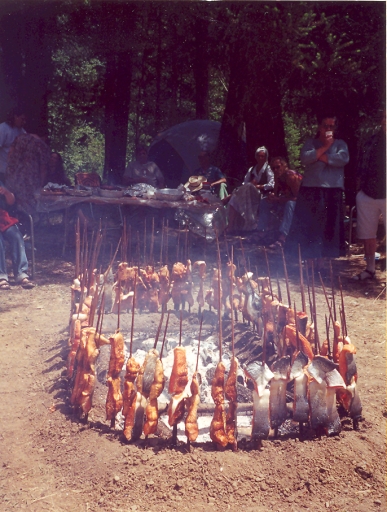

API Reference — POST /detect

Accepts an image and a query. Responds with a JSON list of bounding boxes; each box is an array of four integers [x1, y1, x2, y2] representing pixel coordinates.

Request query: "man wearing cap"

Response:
[[194, 151, 228, 199]]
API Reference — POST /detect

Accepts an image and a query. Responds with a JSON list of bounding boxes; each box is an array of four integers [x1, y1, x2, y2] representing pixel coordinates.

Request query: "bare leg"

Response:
[[353, 238, 377, 280]]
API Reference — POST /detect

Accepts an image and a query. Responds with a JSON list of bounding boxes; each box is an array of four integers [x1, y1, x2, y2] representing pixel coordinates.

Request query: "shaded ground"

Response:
[[0, 221, 386, 512]]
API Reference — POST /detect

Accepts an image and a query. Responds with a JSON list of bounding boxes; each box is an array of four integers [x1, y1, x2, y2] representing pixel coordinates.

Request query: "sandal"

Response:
[[0, 279, 10, 290], [19, 277, 35, 289], [352, 269, 375, 281]]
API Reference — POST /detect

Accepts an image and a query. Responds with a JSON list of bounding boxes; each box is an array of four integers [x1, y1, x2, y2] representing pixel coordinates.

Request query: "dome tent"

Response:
[[148, 120, 221, 188]]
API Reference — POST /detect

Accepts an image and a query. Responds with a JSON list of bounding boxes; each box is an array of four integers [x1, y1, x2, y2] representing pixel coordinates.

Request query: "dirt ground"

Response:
[[0, 222, 386, 512]]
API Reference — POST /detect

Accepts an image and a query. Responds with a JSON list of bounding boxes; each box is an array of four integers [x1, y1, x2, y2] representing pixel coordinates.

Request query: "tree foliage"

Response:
[[0, 0, 384, 194]]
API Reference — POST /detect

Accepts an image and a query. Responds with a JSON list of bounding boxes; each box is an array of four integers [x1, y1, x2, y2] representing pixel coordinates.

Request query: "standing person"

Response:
[[122, 145, 165, 189], [286, 114, 349, 271], [353, 111, 386, 281], [0, 107, 27, 183], [0, 181, 34, 289], [5, 133, 51, 215], [256, 157, 302, 248], [195, 150, 228, 199], [227, 146, 274, 233]]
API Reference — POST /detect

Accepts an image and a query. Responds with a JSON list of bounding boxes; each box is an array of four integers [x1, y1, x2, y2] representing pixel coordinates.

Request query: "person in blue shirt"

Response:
[[195, 151, 228, 199], [286, 113, 349, 271]]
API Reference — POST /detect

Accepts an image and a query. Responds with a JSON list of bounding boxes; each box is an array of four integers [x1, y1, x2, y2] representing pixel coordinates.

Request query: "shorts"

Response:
[[356, 190, 386, 239]]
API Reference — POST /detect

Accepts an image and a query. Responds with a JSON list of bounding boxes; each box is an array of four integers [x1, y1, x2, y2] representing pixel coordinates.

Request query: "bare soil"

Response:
[[0, 224, 386, 512]]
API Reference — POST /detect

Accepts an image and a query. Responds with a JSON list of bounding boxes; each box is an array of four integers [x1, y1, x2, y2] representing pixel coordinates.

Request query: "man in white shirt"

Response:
[[0, 107, 27, 182]]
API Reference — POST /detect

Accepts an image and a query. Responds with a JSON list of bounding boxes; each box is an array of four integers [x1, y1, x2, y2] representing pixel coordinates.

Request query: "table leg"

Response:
[[62, 207, 69, 256]]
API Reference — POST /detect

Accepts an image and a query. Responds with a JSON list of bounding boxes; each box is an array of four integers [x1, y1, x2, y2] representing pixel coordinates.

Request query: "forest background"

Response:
[[0, 0, 385, 205]]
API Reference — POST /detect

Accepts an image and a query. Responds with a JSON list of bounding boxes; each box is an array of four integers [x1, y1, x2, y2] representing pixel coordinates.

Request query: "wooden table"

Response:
[[35, 192, 219, 253]]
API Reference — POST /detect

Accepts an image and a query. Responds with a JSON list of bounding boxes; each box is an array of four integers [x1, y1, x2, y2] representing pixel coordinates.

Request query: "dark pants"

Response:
[[286, 187, 345, 259]]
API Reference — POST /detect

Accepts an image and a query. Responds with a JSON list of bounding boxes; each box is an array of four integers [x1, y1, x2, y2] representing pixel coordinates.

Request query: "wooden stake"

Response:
[[75, 217, 80, 279], [196, 314, 204, 372], [298, 244, 306, 313], [329, 260, 337, 322], [176, 223, 181, 261], [338, 276, 347, 337], [150, 217, 155, 265], [128, 224, 132, 266], [153, 309, 164, 350], [117, 281, 121, 331], [280, 246, 291, 307], [165, 219, 169, 266], [318, 272, 335, 327], [276, 273, 282, 303], [184, 227, 188, 261], [160, 311, 170, 360], [230, 246, 235, 357], [160, 217, 164, 264], [130, 274, 137, 358], [179, 309, 183, 347], [310, 261, 320, 354], [216, 233, 223, 362], [263, 247, 274, 300], [294, 301, 300, 352], [325, 314, 331, 358], [143, 219, 147, 265], [95, 288, 105, 334]]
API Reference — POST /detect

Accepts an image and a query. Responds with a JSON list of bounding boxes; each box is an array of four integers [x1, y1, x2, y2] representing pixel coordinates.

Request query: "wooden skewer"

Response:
[[310, 261, 320, 354], [238, 236, 247, 275], [195, 314, 204, 372], [325, 314, 331, 358], [298, 244, 306, 313], [305, 264, 313, 320], [75, 217, 80, 279], [262, 317, 267, 366], [165, 219, 169, 266], [104, 236, 122, 282], [179, 309, 183, 347], [263, 247, 274, 300], [153, 309, 164, 349], [276, 273, 282, 303], [338, 276, 347, 337], [130, 274, 137, 358], [159, 311, 170, 360], [150, 217, 155, 265], [89, 278, 100, 328], [98, 292, 105, 339], [128, 224, 132, 266], [184, 227, 188, 262], [280, 246, 291, 308], [329, 260, 337, 321], [294, 301, 300, 352], [95, 287, 105, 334], [223, 232, 230, 262], [230, 246, 235, 357], [216, 233, 223, 362], [318, 273, 335, 327], [177, 223, 182, 261], [159, 218, 164, 264], [117, 281, 121, 331], [136, 231, 140, 267], [121, 217, 127, 263]]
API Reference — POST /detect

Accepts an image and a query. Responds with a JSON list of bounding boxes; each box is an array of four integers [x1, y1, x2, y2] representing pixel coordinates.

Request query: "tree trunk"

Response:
[[244, 76, 288, 163], [193, 16, 209, 120], [214, 48, 247, 185], [103, 52, 132, 183]]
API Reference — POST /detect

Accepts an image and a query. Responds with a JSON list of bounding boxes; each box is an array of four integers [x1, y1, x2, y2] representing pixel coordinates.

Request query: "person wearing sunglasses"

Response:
[[286, 113, 349, 272]]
